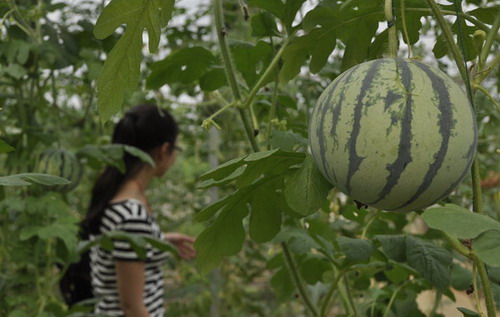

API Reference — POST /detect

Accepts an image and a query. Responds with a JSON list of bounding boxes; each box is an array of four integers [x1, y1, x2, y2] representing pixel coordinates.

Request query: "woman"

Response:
[[81, 104, 195, 316]]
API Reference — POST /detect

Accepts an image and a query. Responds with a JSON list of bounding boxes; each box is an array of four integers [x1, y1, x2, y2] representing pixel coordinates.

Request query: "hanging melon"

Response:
[[309, 58, 477, 212]]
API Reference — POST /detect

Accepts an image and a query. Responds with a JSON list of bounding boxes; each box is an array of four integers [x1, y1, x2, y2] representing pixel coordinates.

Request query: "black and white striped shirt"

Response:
[[90, 199, 168, 316]]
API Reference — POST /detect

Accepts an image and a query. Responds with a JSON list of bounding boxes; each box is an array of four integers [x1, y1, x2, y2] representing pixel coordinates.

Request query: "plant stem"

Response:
[[479, 14, 500, 69], [320, 269, 344, 317], [442, 233, 496, 317], [361, 210, 380, 239], [213, 0, 259, 152], [385, 0, 398, 57], [473, 84, 500, 111], [472, 255, 496, 317], [242, 37, 290, 110], [382, 281, 410, 317], [472, 263, 484, 316], [429, 291, 442, 317], [341, 275, 357, 317], [281, 241, 319, 317], [471, 157, 483, 214], [266, 78, 279, 150], [476, 54, 500, 84], [399, 0, 412, 58], [424, 0, 468, 80]]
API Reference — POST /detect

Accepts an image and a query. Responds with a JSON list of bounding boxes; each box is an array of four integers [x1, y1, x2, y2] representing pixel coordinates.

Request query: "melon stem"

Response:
[[385, 0, 398, 57]]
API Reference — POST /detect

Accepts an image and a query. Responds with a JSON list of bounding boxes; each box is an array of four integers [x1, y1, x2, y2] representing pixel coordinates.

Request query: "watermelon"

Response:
[[309, 58, 477, 212], [37, 148, 83, 192]]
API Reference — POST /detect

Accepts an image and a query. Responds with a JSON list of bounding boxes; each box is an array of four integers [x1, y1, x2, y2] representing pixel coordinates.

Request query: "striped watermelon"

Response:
[[309, 58, 477, 212], [37, 148, 83, 192]]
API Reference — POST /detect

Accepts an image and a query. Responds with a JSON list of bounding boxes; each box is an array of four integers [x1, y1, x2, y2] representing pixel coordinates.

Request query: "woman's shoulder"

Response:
[[104, 198, 149, 221]]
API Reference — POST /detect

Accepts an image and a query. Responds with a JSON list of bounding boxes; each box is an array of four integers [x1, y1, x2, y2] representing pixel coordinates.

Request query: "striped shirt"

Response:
[[89, 199, 168, 316]]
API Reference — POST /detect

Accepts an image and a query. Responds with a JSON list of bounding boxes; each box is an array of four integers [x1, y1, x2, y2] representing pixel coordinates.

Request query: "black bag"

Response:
[[59, 250, 93, 306]]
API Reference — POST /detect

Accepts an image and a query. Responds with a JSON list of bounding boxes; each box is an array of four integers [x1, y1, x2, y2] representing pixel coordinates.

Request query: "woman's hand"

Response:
[[164, 232, 196, 260]]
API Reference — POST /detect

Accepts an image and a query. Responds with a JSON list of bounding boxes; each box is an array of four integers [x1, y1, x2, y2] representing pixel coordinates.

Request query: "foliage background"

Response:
[[0, 0, 498, 316]]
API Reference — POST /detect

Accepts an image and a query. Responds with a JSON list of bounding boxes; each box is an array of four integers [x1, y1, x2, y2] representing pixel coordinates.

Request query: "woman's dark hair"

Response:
[[60, 104, 178, 305], [82, 104, 179, 237]]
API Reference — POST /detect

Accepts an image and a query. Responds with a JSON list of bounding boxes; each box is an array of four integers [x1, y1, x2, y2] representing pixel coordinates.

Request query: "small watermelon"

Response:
[[309, 58, 477, 212], [37, 148, 83, 192]]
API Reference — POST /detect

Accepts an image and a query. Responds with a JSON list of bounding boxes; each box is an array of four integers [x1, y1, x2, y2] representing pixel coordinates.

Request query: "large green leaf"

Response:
[[300, 255, 331, 284], [78, 144, 155, 172], [450, 263, 472, 290], [199, 67, 227, 91], [248, 0, 306, 32], [472, 230, 500, 267], [283, 154, 331, 216], [337, 236, 374, 263], [251, 12, 280, 37], [249, 180, 283, 243], [0, 139, 15, 154], [0, 173, 70, 187], [194, 205, 249, 275], [93, 0, 175, 121], [375, 235, 407, 262], [231, 41, 274, 87], [406, 236, 452, 291], [198, 149, 305, 189], [147, 47, 216, 89], [421, 204, 500, 239]]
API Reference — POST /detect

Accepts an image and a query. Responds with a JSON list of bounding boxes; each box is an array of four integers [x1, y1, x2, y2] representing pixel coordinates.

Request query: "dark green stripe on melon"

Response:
[[369, 58, 413, 205], [391, 61, 453, 211], [345, 59, 383, 193], [313, 65, 360, 184]]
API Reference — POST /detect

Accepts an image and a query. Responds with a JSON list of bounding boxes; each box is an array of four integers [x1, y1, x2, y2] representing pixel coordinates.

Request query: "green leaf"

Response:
[[397, 8, 424, 45], [37, 223, 79, 251], [405, 236, 452, 291], [248, 0, 305, 32], [468, 7, 499, 25], [4, 64, 27, 79], [369, 29, 389, 60], [450, 263, 472, 290], [123, 145, 155, 167], [300, 255, 331, 284], [276, 227, 321, 254], [0, 139, 15, 154], [279, 35, 311, 83], [96, 29, 142, 121], [94, 0, 175, 121], [0, 173, 70, 187], [457, 307, 481, 317], [283, 154, 331, 216], [375, 235, 407, 262], [199, 149, 305, 187], [249, 180, 283, 243], [199, 67, 227, 91], [195, 192, 242, 222], [143, 236, 177, 254], [194, 206, 249, 275], [472, 230, 500, 267], [270, 130, 308, 151], [147, 47, 216, 89], [421, 204, 500, 239], [231, 41, 274, 87], [340, 20, 378, 71], [337, 237, 373, 263], [271, 266, 295, 301], [78, 144, 154, 172], [251, 12, 279, 37], [433, 33, 448, 59]]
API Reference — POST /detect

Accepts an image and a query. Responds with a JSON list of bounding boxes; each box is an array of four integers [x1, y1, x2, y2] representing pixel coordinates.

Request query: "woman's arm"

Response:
[[115, 261, 150, 317]]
